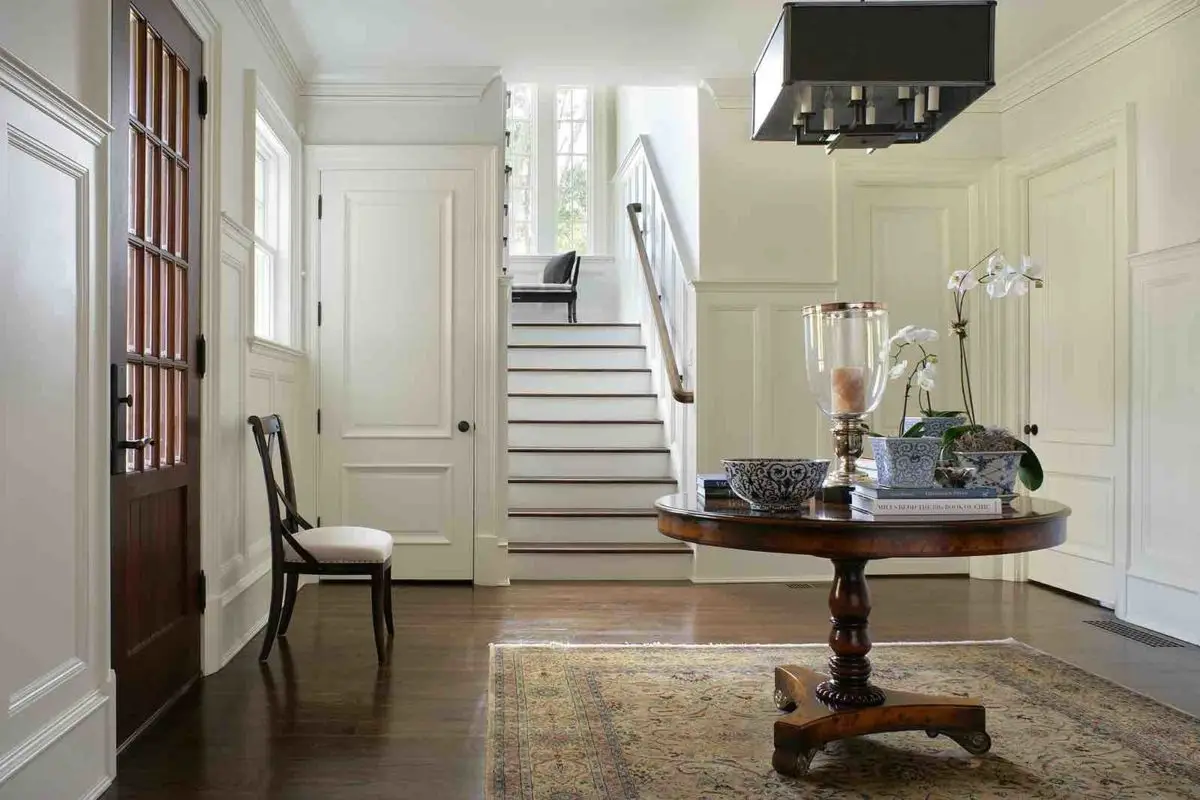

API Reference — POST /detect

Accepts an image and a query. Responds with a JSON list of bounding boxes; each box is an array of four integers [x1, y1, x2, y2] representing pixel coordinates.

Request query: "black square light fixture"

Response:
[[752, 1, 996, 152]]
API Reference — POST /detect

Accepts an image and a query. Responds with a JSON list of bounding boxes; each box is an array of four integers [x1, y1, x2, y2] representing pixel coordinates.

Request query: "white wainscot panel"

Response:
[[0, 130, 88, 723], [341, 465, 455, 547], [1043, 471, 1114, 566], [1125, 241, 1200, 643], [235, 369, 276, 590], [216, 248, 246, 581], [344, 190, 451, 438]]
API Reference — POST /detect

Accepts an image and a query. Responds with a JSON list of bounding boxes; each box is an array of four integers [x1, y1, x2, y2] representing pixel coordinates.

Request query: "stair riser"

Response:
[[508, 423, 665, 448], [509, 482, 675, 509], [508, 551, 692, 581], [511, 326, 641, 346], [509, 451, 671, 478], [507, 515, 666, 544], [509, 371, 652, 394], [508, 396, 659, 421], [508, 348, 646, 369]]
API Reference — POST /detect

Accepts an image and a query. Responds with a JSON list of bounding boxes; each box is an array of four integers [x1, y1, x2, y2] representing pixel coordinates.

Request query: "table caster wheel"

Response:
[[774, 688, 797, 712], [772, 747, 818, 777]]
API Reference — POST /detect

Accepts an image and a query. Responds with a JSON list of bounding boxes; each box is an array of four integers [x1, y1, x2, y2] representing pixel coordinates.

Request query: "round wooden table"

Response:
[[655, 494, 1071, 776]]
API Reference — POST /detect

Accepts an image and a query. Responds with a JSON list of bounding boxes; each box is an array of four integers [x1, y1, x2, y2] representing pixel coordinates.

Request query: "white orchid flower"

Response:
[[1017, 254, 1043, 281], [986, 253, 1011, 277], [916, 363, 937, 391], [1010, 277, 1031, 297], [986, 267, 1015, 299], [948, 270, 979, 293], [909, 328, 939, 343], [888, 360, 908, 380], [888, 324, 916, 346]]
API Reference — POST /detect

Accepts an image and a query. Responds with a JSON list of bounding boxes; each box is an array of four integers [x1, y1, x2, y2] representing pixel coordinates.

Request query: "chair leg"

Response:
[[279, 572, 299, 636], [259, 566, 284, 662], [369, 567, 387, 663], [383, 565, 394, 636], [568, 300, 577, 324]]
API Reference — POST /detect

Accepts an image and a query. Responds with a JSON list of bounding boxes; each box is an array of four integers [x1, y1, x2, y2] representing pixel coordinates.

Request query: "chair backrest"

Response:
[[542, 250, 577, 284], [248, 414, 301, 561], [569, 254, 582, 289]]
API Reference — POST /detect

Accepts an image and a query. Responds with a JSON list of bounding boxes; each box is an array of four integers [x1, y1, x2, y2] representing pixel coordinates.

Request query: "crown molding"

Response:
[[989, 0, 1199, 112], [302, 68, 500, 105], [700, 78, 751, 111], [233, 0, 307, 91], [0, 47, 112, 145]]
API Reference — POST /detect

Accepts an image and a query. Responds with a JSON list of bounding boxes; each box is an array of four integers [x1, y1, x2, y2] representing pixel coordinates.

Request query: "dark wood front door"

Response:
[[110, 0, 204, 747]]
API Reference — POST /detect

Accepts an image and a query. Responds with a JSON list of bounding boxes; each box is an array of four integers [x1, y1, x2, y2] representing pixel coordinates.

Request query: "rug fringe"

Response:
[[490, 639, 1017, 649]]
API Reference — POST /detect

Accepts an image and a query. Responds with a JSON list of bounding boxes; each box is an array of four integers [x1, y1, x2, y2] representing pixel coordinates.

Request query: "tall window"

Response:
[[505, 84, 536, 255], [506, 83, 602, 256], [555, 87, 590, 253], [252, 110, 295, 346]]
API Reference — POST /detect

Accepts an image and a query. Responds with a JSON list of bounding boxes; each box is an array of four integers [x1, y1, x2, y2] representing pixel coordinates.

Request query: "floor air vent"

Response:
[[787, 583, 817, 590], [1083, 619, 1185, 647]]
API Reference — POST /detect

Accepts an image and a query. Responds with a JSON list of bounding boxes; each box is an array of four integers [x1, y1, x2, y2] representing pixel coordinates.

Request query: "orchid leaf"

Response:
[[902, 421, 927, 438], [1013, 440, 1044, 492]]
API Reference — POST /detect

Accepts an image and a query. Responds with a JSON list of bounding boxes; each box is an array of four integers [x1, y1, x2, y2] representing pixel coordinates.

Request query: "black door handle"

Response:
[[458, 421, 472, 433], [118, 436, 156, 451], [1023, 423, 1039, 436]]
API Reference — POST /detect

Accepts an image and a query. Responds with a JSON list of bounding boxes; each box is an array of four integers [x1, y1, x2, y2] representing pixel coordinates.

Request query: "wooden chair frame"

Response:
[[511, 254, 582, 323], [248, 414, 393, 663]]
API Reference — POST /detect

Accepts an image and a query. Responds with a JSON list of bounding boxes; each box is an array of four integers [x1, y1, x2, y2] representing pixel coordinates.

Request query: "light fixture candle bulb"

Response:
[[850, 85, 863, 102], [865, 86, 876, 125], [799, 84, 813, 114], [914, 89, 926, 124], [928, 85, 941, 112], [898, 85, 911, 101], [823, 86, 836, 131]]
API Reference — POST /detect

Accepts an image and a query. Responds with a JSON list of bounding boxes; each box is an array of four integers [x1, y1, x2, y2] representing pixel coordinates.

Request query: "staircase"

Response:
[[506, 322, 691, 580]]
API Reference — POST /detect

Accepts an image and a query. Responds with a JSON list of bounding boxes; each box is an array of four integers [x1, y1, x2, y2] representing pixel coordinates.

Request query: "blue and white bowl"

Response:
[[721, 459, 830, 512]]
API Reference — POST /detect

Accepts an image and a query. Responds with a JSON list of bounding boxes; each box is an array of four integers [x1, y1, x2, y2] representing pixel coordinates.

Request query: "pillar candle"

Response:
[[831, 366, 867, 414]]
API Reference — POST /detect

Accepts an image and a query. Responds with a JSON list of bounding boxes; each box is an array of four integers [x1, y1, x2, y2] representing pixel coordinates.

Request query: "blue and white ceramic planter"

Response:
[[903, 414, 968, 439], [954, 450, 1024, 495], [869, 437, 942, 488]]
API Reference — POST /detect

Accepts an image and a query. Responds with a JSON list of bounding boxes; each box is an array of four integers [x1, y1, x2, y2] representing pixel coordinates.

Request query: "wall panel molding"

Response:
[[0, 47, 110, 145], [303, 69, 499, 106], [233, 0, 308, 90]]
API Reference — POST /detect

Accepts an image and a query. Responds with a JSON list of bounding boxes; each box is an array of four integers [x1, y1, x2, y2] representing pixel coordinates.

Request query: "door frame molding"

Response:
[[168, 0, 224, 673], [998, 104, 1136, 606], [305, 144, 506, 585]]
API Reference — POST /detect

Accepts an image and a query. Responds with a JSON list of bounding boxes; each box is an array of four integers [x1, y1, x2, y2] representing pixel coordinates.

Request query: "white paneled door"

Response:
[[318, 163, 477, 580], [1024, 143, 1126, 606]]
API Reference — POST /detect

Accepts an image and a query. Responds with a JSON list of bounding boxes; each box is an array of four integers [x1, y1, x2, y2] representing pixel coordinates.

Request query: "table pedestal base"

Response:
[[772, 666, 991, 777]]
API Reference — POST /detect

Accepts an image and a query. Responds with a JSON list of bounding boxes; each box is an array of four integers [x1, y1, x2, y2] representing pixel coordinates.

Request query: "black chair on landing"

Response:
[[248, 414, 395, 663], [511, 250, 582, 323]]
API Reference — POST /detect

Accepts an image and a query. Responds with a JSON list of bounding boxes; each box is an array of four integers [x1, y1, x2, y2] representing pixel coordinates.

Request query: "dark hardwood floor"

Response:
[[103, 578, 1200, 799]]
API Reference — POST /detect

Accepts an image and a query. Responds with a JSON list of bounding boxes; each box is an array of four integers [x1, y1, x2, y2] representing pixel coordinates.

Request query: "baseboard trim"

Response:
[[220, 610, 270, 668], [220, 559, 271, 608], [81, 775, 113, 800], [0, 689, 108, 785]]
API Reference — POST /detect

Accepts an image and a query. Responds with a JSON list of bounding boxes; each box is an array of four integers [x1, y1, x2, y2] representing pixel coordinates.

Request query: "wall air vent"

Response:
[[751, 1, 996, 152]]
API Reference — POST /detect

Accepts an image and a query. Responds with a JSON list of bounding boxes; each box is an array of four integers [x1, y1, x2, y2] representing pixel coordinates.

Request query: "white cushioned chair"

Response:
[[511, 250, 581, 322], [248, 414, 394, 663]]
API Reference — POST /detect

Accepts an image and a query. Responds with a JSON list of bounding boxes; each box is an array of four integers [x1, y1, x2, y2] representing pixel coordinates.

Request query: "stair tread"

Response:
[[508, 508, 658, 517], [509, 476, 676, 484], [509, 446, 669, 453], [513, 323, 639, 328], [508, 542, 691, 554], [508, 367, 651, 372], [509, 419, 663, 425], [508, 392, 656, 398], [509, 344, 645, 349]]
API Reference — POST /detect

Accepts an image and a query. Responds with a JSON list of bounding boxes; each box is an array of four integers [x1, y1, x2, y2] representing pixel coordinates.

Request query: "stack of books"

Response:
[[850, 482, 1001, 517], [697, 473, 734, 502]]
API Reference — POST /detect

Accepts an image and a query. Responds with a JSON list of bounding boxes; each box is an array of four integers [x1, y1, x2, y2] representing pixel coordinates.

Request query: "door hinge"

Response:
[[196, 333, 207, 378], [199, 76, 209, 121], [198, 570, 207, 615], [317, 408, 322, 435], [317, 194, 323, 220], [317, 516, 322, 527], [317, 301, 322, 327]]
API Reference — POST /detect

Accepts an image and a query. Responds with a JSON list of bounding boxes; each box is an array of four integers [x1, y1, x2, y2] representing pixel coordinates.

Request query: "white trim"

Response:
[[220, 559, 272, 608], [303, 68, 499, 105], [490, 639, 1017, 650], [249, 336, 306, 361], [0, 47, 111, 145], [0, 691, 108, 784], [699, 78, 752, 111], [989, 0, 1199, 112], [220, 611, 270, 669], [232, 0, 307, 91]]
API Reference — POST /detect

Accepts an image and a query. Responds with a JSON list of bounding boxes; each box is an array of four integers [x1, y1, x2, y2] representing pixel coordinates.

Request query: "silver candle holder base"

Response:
[[825, 416, 872, 488]]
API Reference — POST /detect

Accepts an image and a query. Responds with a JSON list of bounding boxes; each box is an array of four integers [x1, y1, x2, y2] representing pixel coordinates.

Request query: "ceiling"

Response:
[[282, 0, 1130, 83]]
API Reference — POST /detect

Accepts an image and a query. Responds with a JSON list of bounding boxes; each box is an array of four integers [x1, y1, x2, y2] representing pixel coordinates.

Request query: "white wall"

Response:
[[0, 1, 109, 116], [0, 46, 112, 800], [616, 87, 700, 267]]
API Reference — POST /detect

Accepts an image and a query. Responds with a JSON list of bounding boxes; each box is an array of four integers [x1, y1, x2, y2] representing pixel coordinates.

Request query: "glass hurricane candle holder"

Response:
[[802, 302, 890, 488]]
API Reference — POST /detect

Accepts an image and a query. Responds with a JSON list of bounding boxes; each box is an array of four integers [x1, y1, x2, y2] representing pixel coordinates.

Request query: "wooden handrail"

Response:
[[626, 202, 694, 404]]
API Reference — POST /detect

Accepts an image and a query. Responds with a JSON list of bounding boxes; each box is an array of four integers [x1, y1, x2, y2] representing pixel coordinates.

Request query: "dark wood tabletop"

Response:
[[655, 494, 1070, 560]]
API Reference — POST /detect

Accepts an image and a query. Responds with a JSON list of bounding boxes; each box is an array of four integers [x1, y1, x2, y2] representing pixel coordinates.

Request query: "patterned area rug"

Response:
[[487, 641, 1200, 799]]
